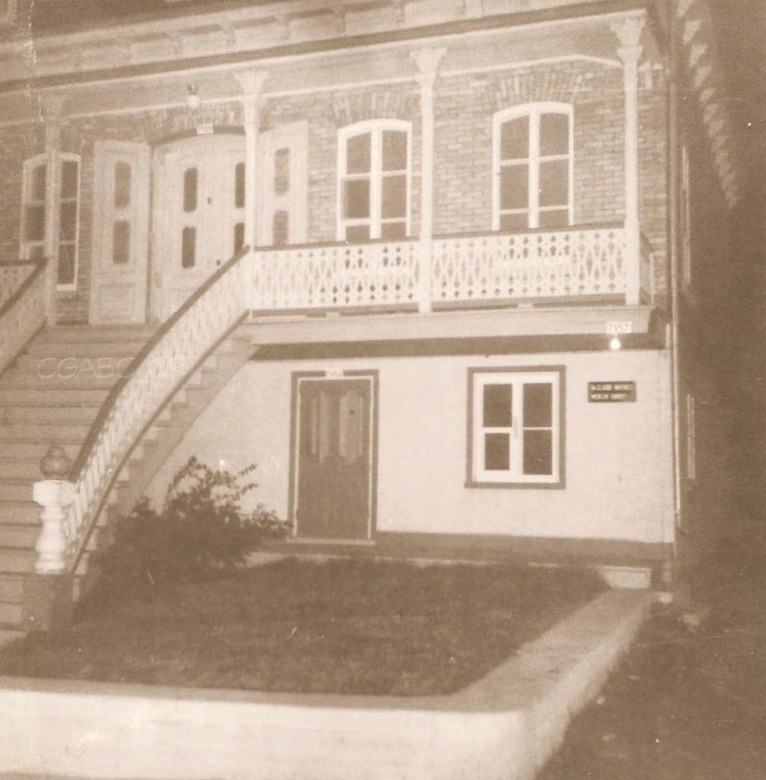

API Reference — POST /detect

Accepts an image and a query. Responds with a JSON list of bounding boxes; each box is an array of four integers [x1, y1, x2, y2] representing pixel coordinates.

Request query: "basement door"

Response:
[[151, 134, 246, 321], [292, 375, 376, 541]]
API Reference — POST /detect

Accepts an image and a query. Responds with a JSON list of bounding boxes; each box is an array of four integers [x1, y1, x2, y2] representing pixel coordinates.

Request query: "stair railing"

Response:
[[0, 258, 50, 376], [63, 246, 253, 569]]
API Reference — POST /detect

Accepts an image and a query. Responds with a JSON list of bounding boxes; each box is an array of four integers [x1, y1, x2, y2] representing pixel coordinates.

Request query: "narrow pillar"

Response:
[[42, 95, 66, 325], [410, 48, 446, 314], [614, 17, 644, 306]]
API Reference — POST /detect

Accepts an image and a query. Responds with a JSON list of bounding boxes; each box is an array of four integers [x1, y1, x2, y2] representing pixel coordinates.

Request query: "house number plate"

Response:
[[588, 381, 637, 403]]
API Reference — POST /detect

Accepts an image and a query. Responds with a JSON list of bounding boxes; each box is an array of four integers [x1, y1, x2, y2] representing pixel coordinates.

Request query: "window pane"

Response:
[[381, 221, 406, 240], [382, 175, 406, 218], [59, 201, 77, 241], [60, 160, 78, 199], [500, 165, 528, 210], [181, 226, 196, 268], [500, 118, 528, 160], [523, 430, 553, 475], [183, 168, 198, 213], [233, 221, 245, 253], [540, 113, 569, 156], [273, 211, 289, 247], [524, 383, 552, 427], [382, 130, 407, 171], [345, 225, 370, 242], [57, 244, 76, 285], [539, 209, 569, 228], [483, 383, 512, 427], [28, 245, 45, 261], [346, 133, 371, 174], [274, 148, 290, 195], [114, 162, 131, 209], [31, 164, 47, 202], [500, 212, 529, 232], [344, 179, 370, 219], [485, 433, 510, 471], [539, 160, 568, 207], [24, 204, 45, 242], [113, 220, 130, 265], [235, 162, 245, 209]]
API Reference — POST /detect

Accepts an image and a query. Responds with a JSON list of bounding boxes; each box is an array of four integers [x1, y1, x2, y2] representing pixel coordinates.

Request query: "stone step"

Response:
[[0, 502, 39, 525], [0, 442, 78, 461], [24, 340, 147, 359], [3, 367, 120, 389], [39, 325, 157, 343], [0, 388, 107, 406], [0, 422, 90, 442], [0, 405, 98, 425], [0, 459, 42, 479], [0, 547, 35, 574], [0, 574, 24, 602], [0, 524, 39, 548], [0, 601, 22, 627], [0, 482, 34, 503]]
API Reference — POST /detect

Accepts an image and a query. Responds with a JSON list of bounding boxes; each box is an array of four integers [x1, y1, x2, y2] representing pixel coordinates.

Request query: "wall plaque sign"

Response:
[[588, 381, 636, 403]]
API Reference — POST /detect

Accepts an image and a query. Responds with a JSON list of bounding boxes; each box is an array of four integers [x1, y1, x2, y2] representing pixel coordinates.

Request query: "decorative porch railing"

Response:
[[0, 259, 49, 375], [252, 240, 420, 311], [63, 247, 253, 568], [251, 224, 651, 313]]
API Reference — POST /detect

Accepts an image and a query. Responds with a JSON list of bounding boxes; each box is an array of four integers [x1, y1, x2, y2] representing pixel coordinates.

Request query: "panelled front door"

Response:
[[90, 141, 151, 324], [293, 376, 375, 541], [151, 134, 246, 320]]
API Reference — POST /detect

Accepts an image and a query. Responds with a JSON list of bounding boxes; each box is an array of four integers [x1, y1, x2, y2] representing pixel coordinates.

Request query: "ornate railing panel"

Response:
[[64, 247, 252, 566], [431, 225, 627, 304], [0, 259, 48, 375], [252, 240, 420, 311]]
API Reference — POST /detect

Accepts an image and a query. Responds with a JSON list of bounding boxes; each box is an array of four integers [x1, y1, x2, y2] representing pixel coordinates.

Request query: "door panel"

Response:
[[258, 121, 308, 246], [295, 378, 372, 540], [151, 135, 245, 320], [90, 141, 151, 324]]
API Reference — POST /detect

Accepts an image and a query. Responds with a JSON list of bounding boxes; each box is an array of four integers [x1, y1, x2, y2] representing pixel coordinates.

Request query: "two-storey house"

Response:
[[0, 0, 743, 632]]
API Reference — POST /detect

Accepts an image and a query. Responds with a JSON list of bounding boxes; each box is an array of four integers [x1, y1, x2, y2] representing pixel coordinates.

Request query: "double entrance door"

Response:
[[89, 123, 307, 324]]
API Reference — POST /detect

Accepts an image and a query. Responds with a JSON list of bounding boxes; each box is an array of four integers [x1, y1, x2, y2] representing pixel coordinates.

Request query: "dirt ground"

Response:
[[540, 536, 766, 780]]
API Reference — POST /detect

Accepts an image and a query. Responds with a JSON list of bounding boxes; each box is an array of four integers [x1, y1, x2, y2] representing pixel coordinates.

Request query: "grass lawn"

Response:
[[0, 557, 604, 696]]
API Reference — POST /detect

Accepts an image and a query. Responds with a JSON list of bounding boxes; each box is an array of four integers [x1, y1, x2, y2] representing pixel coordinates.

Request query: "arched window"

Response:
[[493, 104, 573, 231], [338, 120, 411, 241], [20, 152, 81, 289]]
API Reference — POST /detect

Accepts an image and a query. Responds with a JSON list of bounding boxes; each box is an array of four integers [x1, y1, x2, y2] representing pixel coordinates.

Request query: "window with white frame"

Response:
[[468, 367, 564, 486], [493, 104, 573, 231], [21, 153, 81, 288], [338, 121, 410, 241]]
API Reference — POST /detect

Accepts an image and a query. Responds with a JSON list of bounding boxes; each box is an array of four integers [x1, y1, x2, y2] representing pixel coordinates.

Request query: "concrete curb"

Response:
[[0, 590, 655, 780]]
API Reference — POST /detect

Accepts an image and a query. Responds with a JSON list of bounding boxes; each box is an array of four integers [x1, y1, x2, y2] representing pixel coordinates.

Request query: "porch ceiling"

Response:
[[0, 5, 660, 123]]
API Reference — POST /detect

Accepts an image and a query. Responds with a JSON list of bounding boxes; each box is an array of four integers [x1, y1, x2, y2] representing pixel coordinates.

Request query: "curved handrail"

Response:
[[64, 245, 252, 566]]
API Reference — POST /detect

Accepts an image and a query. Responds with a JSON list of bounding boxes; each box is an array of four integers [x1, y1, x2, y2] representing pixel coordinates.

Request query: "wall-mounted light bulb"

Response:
[[609, 336, 622, 351], [186, 85, 201, 110]]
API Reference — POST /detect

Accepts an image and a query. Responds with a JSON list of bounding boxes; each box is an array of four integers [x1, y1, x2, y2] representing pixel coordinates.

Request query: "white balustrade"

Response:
[[0, 259, 48, 375], [431, 226, 629, 304], [62, 251, 253, 564], [252, 240, 420, 311]]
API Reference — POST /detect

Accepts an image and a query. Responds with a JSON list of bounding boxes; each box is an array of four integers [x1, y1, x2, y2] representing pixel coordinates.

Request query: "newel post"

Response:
[[24, 445, 76, 632], [411, 47, 446, 314], [614, 16, 644, 306]]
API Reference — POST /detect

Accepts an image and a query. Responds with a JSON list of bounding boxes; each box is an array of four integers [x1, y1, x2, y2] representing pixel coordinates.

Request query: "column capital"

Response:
[[40, 93, 67, 124], [612, 16, 644, 65], [410, 47, 447, 88], [234, 70, 269, 100]]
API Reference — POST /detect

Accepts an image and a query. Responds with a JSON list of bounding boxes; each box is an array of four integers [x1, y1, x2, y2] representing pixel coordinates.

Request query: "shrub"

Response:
[[91, 457, 286, 604]]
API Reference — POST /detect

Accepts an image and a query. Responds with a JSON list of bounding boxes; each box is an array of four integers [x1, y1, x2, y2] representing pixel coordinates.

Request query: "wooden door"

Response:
[[89, 141, 151, 324], [151, 135, 246, 320], [257, 121, 308, 246], [294, 378, 373, 540]]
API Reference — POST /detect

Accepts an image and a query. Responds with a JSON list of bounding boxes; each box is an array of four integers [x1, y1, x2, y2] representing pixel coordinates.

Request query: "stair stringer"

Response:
[[73, 326, 257, 595]]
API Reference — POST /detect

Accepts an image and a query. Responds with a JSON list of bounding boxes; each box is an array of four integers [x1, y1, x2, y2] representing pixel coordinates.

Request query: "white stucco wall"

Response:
[[146, 349, 675, 544]]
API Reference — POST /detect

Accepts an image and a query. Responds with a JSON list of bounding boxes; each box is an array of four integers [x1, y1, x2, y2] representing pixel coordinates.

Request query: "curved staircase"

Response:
[[0, 322, 256, 638]]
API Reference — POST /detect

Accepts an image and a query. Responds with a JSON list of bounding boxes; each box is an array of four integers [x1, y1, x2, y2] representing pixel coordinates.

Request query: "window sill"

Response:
[[464, 479, 565, 490]]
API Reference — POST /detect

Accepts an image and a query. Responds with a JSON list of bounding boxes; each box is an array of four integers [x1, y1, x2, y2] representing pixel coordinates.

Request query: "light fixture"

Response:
[[609, 336, 622, 351], [186, 85, 201, 110]]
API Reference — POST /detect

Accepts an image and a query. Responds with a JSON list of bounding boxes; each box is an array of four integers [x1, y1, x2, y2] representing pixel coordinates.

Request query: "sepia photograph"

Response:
[[0, 0, 763, 777]]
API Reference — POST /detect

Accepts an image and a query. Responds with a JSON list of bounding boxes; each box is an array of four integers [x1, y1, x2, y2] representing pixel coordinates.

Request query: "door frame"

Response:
[[288, 370, 379, 543]]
